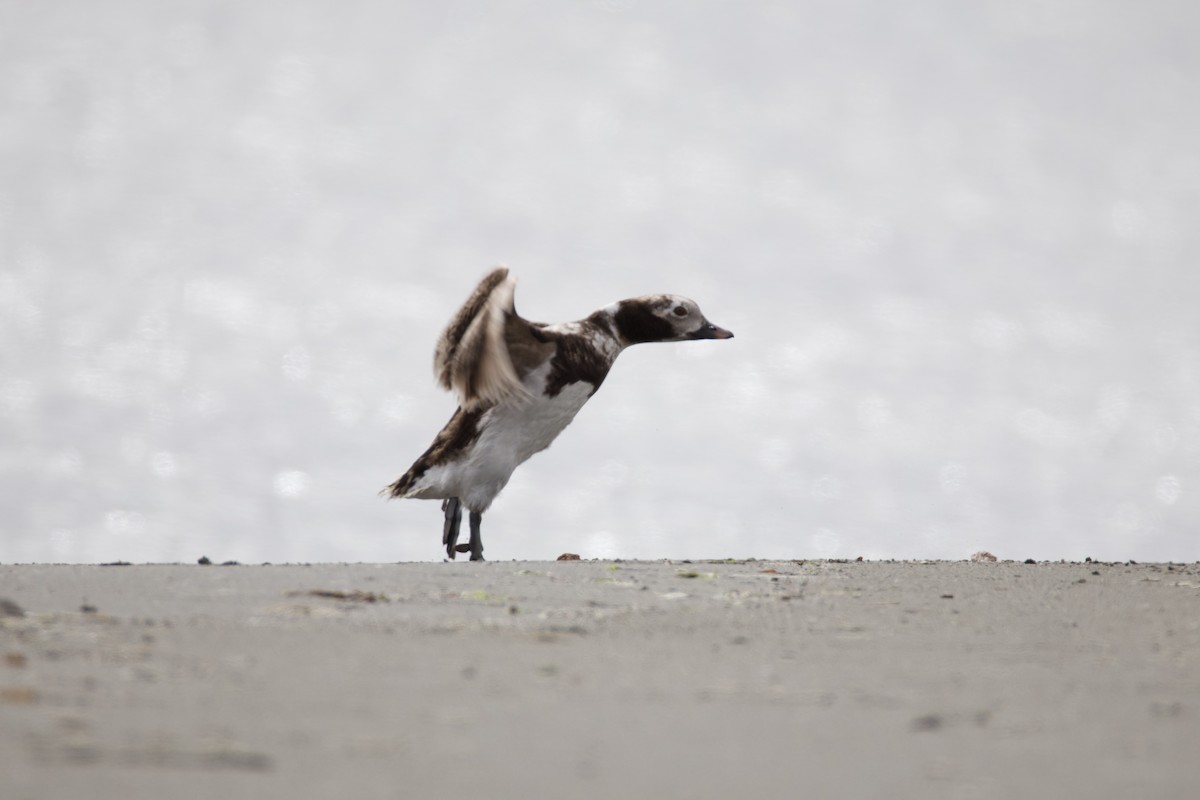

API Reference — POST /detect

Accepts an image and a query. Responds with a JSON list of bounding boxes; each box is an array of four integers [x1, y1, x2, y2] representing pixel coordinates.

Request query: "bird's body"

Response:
[[393, 353, 601, 514], [384, 267, 732, 560]]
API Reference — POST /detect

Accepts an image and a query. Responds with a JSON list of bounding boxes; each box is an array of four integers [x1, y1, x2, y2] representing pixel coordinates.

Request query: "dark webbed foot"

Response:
[[468, 511, 484, 561], [441, 498, 463, 560]]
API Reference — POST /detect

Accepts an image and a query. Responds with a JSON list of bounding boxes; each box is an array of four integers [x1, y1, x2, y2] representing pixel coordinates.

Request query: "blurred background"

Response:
[[2, 1, 1197, 563]]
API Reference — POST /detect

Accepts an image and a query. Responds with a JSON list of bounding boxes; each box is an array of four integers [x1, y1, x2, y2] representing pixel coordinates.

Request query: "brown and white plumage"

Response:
[[433, 268, 532, 411], [384, 267, 733, 560]]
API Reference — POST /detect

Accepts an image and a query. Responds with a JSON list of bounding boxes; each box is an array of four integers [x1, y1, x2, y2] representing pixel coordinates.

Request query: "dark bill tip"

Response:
[[691, 321, 735, 340]]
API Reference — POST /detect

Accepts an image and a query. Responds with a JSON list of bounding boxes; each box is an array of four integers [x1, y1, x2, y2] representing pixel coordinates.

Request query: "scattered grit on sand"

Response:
[[1, 559, 1199, 800]]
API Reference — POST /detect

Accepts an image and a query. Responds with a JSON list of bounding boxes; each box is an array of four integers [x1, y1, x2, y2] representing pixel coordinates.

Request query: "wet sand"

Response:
[[2, 559, 1198, 799]]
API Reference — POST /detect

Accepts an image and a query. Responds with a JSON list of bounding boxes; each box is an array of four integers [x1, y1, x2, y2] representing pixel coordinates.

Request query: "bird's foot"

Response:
[[468, 510, 484, 561], [441, 498, 463, 560]]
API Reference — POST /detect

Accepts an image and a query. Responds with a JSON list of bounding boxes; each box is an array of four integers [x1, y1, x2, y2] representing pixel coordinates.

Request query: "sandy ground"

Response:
[[1, 559, 1198, 799]]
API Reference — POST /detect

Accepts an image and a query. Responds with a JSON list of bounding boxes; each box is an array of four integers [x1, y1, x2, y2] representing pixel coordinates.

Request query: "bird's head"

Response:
[[611, 295, 734, 345]]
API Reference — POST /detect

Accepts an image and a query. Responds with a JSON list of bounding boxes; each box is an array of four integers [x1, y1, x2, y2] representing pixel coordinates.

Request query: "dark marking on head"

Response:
[[613, 300, 675, 345], [384, 406, 485, 497]]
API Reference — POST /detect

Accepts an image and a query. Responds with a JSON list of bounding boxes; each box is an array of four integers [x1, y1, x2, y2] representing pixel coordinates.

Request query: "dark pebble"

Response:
[[911, 714, 944, 732]]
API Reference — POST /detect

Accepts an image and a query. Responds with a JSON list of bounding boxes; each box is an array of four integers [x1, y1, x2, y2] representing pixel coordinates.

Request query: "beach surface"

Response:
[[2, 559, 1198, 799]]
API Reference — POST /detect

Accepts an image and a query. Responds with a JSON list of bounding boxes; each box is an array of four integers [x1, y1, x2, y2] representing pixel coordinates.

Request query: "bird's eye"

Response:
[[672, 306, 687, 317]]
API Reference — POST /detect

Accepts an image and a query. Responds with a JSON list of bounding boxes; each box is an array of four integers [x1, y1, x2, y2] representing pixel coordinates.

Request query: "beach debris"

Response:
[[0, 598, 25, 618], [971, 551, 997, 562], [556, 553, 581, 561], [287, 589, 387, 603], [1, 687, 39, 705], [259, 603, 345, 618], [1150, 701, 1184, 718], [458, 589, 507, 603], [911, 713, 944, 732], [544, 624, 588, 636], [5, 652, 28, 668], [27, 737, 273, 771]]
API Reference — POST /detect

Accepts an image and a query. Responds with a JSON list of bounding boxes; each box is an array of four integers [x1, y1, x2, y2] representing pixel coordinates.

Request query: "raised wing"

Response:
[[433, 267, 535, 411]]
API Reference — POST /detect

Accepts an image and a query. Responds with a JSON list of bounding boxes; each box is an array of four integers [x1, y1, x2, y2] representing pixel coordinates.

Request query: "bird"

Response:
[[383, 267, 733, 561]]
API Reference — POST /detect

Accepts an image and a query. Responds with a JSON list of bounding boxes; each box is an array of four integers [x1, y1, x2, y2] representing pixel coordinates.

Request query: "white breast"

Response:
[[490, 374, 592, 459], [415, 361, 596, 512]]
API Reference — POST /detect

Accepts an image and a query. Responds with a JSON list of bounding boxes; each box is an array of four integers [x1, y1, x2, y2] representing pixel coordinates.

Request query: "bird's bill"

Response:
[[688, 320, 735, 340]]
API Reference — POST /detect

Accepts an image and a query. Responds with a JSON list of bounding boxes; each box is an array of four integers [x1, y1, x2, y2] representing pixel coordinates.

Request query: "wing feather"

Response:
[[433, 267, 532, 410]]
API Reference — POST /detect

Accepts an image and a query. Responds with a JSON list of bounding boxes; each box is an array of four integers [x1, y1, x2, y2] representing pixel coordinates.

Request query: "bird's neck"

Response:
[[577, 308, 629, 361]]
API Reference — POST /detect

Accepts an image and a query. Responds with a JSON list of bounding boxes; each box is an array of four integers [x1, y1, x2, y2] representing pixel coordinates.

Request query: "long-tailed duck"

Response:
[[383, 267, 733, 560]]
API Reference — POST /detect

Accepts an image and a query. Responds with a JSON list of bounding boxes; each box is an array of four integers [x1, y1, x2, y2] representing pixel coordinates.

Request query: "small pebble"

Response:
[[911, 714, 944, 732]]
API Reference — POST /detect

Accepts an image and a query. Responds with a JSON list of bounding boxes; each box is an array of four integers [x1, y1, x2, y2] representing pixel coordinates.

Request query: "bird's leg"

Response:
[[441, 497, 463, 560], [468, 510, 484, 562]]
